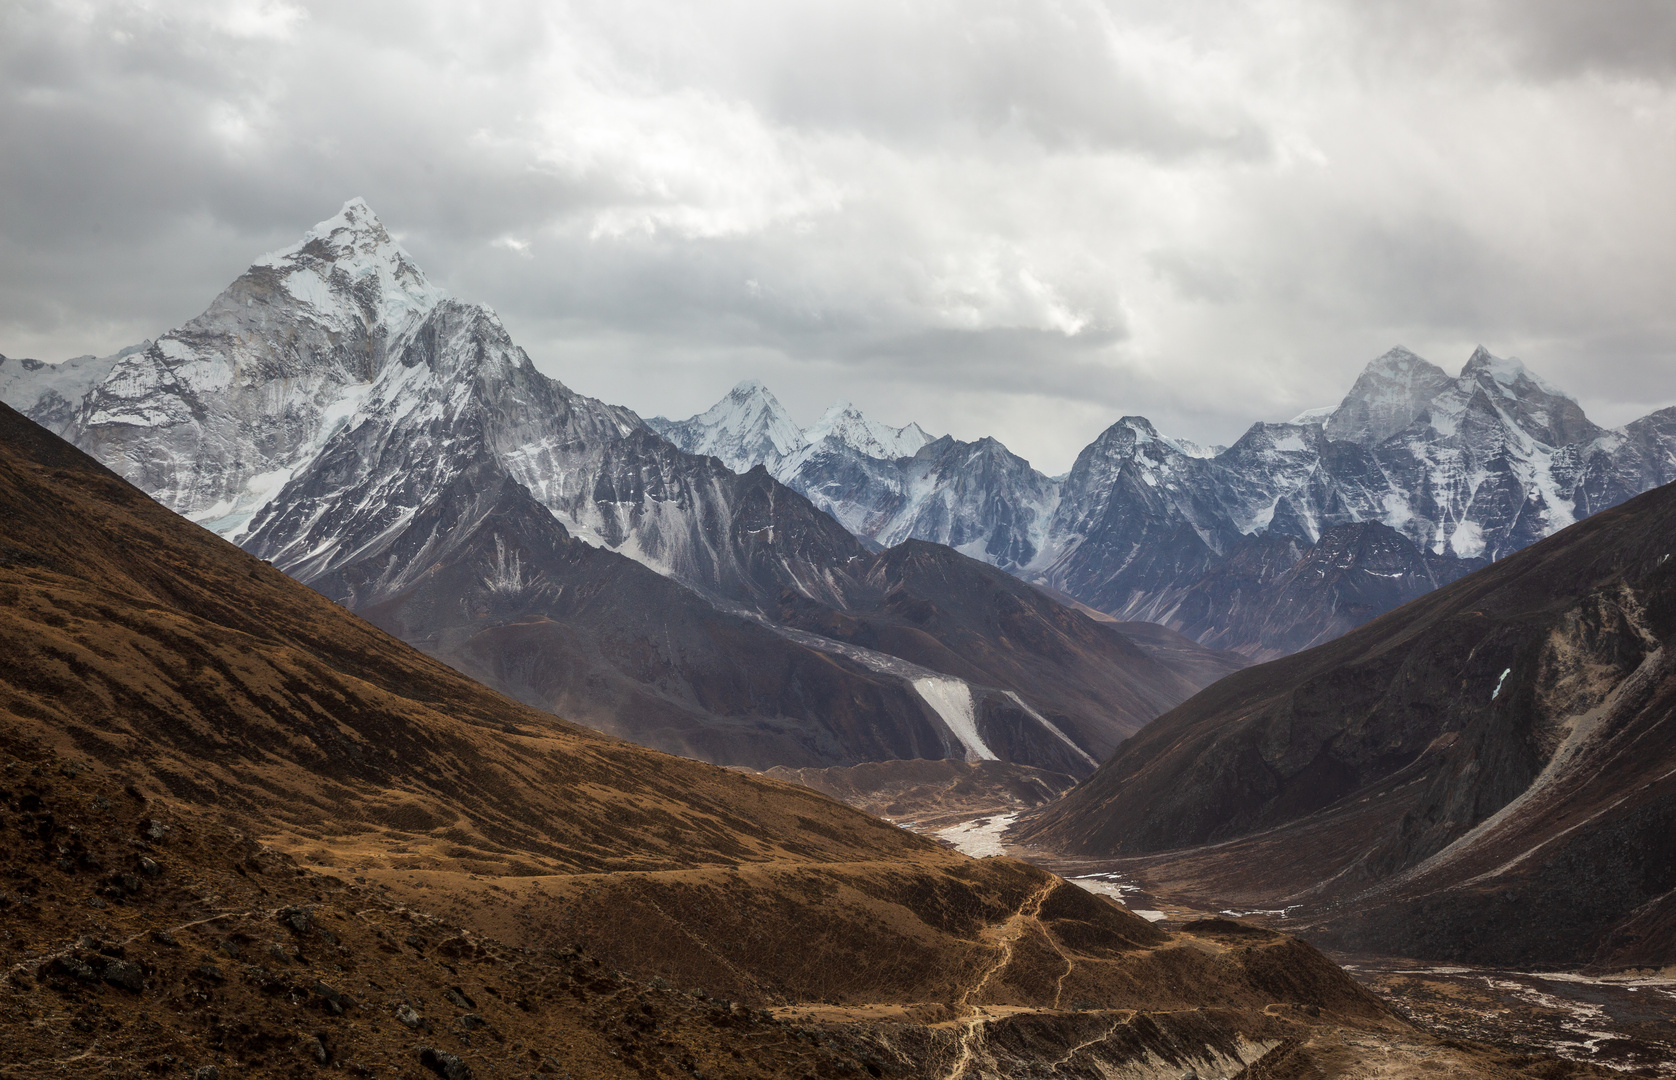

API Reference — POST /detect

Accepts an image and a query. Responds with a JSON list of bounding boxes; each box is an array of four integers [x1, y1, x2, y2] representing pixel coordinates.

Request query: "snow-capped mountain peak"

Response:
[[1323, 345, 1456, 446], [1459, 345, 1574, 405], [254, 198, 442, 333], [804, 401, 933, 460], [1453, 345, 1600, 448], [60, 199, 458, 537], [647, 378, 805, 474]]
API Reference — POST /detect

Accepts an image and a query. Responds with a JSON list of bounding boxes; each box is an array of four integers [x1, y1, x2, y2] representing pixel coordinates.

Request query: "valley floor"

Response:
[[926, 820, 1676, 1077]]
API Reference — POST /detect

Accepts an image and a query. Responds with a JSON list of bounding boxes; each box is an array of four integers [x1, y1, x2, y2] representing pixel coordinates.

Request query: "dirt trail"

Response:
[[1048, 1011, 1134, 1070], [941, 879, 1061, 1080], [4, 905, 276, 982]]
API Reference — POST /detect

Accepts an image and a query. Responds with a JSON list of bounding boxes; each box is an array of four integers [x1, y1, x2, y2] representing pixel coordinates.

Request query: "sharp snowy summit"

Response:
[[647, 382, 934, 474], [67, 198, 445, 538], [2, 200, 1232, 776]]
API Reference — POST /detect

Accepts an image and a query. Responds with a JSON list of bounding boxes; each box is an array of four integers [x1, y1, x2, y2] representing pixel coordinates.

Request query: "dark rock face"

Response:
[[348, 470, 958, 769], [1022, 480, 1676, 969], [792, 434, 1062, 572], [1183, 522, 1480, 659]]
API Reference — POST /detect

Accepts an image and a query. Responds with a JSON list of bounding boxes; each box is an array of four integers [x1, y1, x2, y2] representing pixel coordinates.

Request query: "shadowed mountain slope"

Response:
[[1020, 480, 1676, 969], [775, 541, 1219, 763]]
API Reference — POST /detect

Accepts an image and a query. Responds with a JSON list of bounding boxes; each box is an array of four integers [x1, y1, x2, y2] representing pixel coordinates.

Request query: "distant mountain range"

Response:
[[653, 349, 1676, 660], [0, 201, 1230, 775], [6, 199, 1673, 772]]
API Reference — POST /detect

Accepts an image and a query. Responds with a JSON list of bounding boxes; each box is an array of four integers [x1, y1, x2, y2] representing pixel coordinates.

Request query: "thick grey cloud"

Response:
[[3, 0, 1674, 472]]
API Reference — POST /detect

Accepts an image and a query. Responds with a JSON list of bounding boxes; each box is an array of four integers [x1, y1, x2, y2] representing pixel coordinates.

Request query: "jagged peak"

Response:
[[1086, 416, 1163, 455], [1290, 405, 1335, 425], [259, 198, 392, 265], [1323, 346, 1456, 446], [1459, 346, 1574, 403], [251, 198, 443, 323], [1100, 415, 1162, 443], [1362, 345, 1438, 376], [656, 378, 805, 469], [811, 399, 861, 424], [692, 379, 798, 431], [806, 400, 932, 460]]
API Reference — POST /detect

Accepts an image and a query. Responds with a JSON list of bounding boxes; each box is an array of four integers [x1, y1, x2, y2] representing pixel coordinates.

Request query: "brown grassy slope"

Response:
[[0, 402, 1604, 1078], [0, 744, 1616, 1080], [0, 736, 893, 1080], [0, 400, 935, 875]]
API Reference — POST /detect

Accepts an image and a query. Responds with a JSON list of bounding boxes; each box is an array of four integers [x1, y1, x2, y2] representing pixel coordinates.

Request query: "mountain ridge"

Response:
[[6, 200, 1230, 777], [657, 345, 1676, 660]]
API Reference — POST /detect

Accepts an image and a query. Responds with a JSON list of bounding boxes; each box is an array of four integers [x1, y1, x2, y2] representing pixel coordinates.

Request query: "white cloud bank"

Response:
[[3, 0, 1674, 470]]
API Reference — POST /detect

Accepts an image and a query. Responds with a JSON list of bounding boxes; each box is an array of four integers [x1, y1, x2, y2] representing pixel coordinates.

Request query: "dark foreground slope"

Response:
[[0, 401, 1584, 1078], [1021, 480, 1676, 970]]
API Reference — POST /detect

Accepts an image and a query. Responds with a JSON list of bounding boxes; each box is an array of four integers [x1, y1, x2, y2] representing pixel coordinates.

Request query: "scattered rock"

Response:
[[278, 906, 313, 934], [192, 964, 225, 984], [435, 935, 473, 959], [456, 1012, 486, 1030], [149, 929, 178, 947], [49, 956, 98, 984], [418, 1047, 473, 1080], [306, 1035, 329, 1065], [100, 958, 144, 993], [312, 979, 352, 1013], [195, 1067, 220, 1080], [445, 986, 476, 1009]]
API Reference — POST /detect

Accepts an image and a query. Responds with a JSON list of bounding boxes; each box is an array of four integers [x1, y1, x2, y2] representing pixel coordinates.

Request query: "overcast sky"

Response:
[[4, 0, 1674, 472]]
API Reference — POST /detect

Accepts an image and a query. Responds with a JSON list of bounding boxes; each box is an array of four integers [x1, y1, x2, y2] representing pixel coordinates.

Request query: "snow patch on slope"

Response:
[[912, 677, 997, 762], [1002, 691, 1099, 767]]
